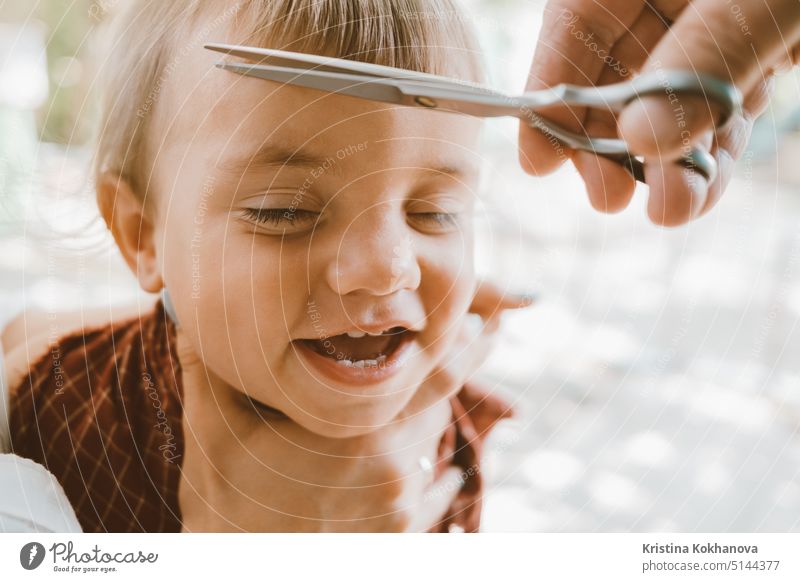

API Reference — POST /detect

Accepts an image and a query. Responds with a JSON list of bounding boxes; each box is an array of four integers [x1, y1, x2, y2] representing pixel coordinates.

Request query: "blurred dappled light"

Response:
[[2, 0, 799, 532]]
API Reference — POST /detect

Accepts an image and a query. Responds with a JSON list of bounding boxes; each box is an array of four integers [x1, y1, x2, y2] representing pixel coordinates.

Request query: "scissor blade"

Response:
[[392, 83, 529, 118], [218, 61, 527, 120], [208, 44, 385, 77], [205, 42, 478, 87], [217, 62, 420, 106]]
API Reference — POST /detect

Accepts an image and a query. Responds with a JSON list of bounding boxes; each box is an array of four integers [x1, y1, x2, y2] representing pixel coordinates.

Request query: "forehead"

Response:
[[158, 44, 483, 176]]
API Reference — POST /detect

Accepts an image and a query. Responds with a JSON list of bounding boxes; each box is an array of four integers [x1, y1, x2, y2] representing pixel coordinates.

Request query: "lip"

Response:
[[293, 331, 417, 387]]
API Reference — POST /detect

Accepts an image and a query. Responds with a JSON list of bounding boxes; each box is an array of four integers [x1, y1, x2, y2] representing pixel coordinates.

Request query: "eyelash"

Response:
[[412, 212, 458, 227], [241, 208, 458, 230], [242, 208, 318, 225]]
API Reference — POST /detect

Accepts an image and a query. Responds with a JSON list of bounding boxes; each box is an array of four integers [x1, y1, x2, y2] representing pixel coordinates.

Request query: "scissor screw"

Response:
[[414, 96, 438, 108]]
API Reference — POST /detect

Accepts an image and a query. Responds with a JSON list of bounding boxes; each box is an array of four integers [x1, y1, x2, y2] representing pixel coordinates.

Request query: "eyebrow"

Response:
[[216, 144, 337, 175], [417, 163, 476, 180], [216, 143, 477, 181]]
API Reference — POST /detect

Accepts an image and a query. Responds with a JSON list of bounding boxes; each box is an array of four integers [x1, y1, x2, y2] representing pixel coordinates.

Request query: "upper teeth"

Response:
[[346, 330, 387, 338]]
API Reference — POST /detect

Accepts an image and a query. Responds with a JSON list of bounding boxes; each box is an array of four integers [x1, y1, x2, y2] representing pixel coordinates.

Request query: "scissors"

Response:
[[205, 42, 742, 184]]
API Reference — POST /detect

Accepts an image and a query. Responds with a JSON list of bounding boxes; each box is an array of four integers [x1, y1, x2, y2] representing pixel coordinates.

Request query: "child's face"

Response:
[[151, 46, 483, 437]]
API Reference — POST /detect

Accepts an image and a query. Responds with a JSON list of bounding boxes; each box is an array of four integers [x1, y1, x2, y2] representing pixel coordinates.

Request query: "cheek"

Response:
[[418, 235, 476, 327], [158, 212, 225, 324], [218, 236, 316, 347], [167, 230, 307, 391], [217, 238, 291, 330]]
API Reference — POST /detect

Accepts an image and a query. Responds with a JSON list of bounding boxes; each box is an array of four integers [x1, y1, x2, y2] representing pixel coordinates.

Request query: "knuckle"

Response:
[[717, 113, 751, 161], [743, 77, 774, 120]]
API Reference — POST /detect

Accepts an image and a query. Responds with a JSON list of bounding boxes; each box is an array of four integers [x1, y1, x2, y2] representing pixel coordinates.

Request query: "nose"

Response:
[[325, 205, 421, 296]]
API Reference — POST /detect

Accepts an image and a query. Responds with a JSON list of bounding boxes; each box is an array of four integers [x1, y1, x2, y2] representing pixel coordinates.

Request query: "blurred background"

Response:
[[1, 1, 799, 532]]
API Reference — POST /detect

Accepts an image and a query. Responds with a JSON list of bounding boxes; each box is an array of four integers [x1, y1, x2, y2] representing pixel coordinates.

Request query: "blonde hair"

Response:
[[93, 0, 486, 204]]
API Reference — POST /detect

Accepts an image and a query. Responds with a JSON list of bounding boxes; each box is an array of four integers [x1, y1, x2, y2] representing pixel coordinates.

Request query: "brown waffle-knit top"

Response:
[[8, 299, 512, 532]]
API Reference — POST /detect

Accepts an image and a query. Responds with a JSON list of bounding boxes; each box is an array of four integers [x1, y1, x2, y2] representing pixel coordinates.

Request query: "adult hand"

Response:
[[520, 0, 800, 226], [176, 281, 533, 532], [404, 280, 534, 416]]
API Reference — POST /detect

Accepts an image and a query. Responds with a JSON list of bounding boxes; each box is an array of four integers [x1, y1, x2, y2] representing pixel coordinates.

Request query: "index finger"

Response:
[[519, 0, 651, 175]]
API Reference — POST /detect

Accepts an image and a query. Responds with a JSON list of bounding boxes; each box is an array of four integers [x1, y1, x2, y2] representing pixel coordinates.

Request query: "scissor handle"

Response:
[[521, 71, 742, 184], [602, 148, 717, 183], [552, 70, 743, 127], [525, 110, 719, 182]]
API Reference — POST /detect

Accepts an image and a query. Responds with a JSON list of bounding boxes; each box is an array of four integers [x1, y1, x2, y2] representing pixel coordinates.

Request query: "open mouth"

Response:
[[297, 326, 413, 368]]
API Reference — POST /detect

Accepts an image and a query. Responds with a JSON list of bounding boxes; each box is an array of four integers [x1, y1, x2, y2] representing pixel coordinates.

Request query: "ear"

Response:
[[96, 173, 164, 293]]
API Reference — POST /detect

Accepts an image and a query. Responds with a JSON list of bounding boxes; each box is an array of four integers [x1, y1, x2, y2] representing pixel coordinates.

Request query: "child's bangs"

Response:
[[93, 0, 484, 196], [231, 0, 485, 83]]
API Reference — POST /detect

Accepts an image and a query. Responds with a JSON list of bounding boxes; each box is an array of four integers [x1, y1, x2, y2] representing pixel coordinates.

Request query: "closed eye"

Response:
[[242, 208, 319, 226], [240, 208, 460, 235], [411, 212, 457, 226], [408, 211, 460, 233]]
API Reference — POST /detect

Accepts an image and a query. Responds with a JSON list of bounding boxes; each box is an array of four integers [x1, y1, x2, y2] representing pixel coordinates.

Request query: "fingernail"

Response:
[[515, 291, 539, 307], [680, 162, 711, 222]]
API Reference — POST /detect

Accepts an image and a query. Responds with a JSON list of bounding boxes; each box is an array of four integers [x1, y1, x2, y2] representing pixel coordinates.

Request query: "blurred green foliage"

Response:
[[1, 0, 97, 145]]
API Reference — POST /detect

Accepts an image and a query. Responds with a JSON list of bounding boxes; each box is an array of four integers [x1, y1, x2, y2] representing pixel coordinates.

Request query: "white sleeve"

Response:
[[0, 454, 83, 532], [0, 338, 82, 532]]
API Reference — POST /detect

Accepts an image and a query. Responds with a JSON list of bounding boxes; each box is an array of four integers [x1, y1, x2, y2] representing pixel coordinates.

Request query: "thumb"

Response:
[[619, 0, 800, 159], [469, 279, 536, 321]]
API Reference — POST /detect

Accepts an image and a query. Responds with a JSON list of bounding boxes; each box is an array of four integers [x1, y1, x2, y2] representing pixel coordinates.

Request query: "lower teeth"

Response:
[[335, 354, 388, 368]]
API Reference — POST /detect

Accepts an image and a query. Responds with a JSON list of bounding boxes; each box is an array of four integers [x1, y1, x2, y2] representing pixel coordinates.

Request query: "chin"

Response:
[[289, 399, 409, 439]]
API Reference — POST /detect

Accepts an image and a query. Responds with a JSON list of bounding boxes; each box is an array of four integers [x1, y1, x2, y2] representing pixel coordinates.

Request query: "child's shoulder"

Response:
[[2, 295, 184, 532], [1, 297, 160, 402]]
